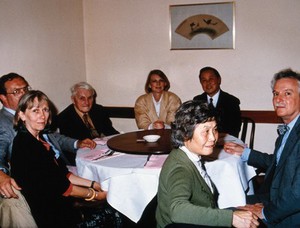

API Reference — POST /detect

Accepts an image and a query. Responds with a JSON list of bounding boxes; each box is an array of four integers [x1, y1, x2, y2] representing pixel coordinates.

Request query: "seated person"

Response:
[[134, 69, 181, 130], [0, 73, 95, 227], [193, 66, 241, 137], [156, 100, 258, 228], [224, 69, 300, 227], [11, 90, 122, 227], [53, 82, 119, 140]]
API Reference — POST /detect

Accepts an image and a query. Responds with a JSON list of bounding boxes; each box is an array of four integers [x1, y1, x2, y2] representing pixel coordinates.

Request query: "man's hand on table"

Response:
[[77, 138, 96, 149], [0, 171, 21, 199]]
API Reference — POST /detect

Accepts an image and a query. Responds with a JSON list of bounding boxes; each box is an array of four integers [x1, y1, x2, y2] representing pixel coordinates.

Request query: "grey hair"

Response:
[[271, 68, 300, 93], [70, 82, 96, 97]]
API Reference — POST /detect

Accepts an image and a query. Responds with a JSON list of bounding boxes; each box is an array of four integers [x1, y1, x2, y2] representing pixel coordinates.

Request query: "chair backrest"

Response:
[[240, 116, 256, 149]]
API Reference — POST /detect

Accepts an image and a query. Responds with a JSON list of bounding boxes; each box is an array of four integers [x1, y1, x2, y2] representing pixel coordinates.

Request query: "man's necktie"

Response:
[[198, 160, 214, 193], [83, 113, 100, 138], [277, 124, 289, 136], [208, 97, 214, 110]]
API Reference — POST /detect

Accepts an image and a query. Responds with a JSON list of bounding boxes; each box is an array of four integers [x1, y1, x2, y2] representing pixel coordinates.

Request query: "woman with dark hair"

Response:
[[134, 69, 181, 130], [10, 90, 121, 227], [156, 100, 259, 228]]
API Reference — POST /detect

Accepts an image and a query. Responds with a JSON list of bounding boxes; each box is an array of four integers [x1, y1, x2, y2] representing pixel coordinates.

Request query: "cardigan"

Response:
[[156, 148, 233, 227]]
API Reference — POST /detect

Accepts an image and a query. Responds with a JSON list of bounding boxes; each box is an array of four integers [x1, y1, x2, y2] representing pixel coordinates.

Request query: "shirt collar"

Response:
[[152, 93, 163, 104], [180, 146, 201, 163], [74, 105, 87, 119], [4, 107, 16, 115], [206, 90, 220, 106]]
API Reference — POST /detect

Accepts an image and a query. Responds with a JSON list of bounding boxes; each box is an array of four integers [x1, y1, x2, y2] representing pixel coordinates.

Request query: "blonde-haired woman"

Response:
[[134, 69, 181, 130], [11, 90, 121, 227]]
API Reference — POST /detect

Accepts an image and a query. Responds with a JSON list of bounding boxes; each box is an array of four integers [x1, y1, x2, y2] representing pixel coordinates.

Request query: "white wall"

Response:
[[83, 0, 300, 152], [0, 0, 299, 153], [0, 0, 86, 110], [84, 0, 300, 108]]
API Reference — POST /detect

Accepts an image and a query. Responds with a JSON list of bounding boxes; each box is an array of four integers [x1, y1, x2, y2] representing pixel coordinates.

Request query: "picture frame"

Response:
[[170, 2, 235, 50]]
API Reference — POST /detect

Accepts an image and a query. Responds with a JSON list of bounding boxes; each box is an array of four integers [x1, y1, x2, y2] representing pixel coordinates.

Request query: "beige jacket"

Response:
[[134, 91, 181, 130]]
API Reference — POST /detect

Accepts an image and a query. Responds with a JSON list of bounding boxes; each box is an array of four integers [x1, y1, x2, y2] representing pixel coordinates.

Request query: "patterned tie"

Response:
[[277, 124, 289, 136], [83, 113, 100, 138]]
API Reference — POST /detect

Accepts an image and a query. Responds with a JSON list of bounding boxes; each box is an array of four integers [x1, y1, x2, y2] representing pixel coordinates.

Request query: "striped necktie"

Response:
[[198, 160, 214, 193], [83, 113, 100, 138]]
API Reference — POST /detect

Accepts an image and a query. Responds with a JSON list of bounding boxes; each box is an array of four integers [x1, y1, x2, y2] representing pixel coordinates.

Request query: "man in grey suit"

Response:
[[0, 73, 96, 227], [225, 68, 300, 227]]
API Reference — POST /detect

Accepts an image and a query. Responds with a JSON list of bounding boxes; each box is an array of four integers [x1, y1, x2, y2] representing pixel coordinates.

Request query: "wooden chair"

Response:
[[240, 117, 265, 193], [240, 116, 256, 149]]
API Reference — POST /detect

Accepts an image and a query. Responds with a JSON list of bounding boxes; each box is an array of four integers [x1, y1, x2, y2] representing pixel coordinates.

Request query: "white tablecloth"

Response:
[[76, 143, 256, 223], [206, 151, 256, 209], [76, 148, 158, 223]]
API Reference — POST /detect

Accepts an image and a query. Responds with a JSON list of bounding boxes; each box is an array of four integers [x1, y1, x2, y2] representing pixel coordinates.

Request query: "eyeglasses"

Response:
[[6, 86, 31, 96]]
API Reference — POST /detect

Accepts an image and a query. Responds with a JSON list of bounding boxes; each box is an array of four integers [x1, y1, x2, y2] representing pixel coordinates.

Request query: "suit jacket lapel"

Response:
[[47, 134, 70, 165], [272, 134, 283, 164], [275, 117, 300, 172], [215, 90, 223, 110], [71, 105, 93, 136], [262, 124, 296, 189], [198, 93, 207, 101]]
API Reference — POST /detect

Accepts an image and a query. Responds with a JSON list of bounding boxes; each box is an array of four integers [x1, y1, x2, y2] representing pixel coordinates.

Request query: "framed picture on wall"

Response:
[[170, 2, 235, 50]]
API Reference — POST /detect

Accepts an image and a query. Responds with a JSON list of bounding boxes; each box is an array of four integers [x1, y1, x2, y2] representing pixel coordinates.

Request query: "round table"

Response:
[[107, 129, 171, 154]]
